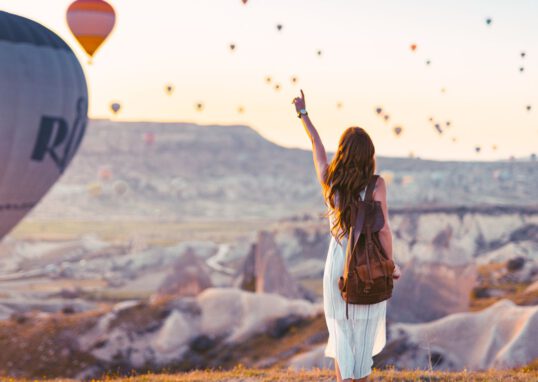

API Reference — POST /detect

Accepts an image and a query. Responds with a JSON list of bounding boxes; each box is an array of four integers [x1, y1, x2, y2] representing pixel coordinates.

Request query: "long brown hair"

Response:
[[322, 127, 376, 245]]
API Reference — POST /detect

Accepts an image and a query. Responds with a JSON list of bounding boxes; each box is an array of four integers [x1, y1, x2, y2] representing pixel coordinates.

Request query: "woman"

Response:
[[292, 90, 401, 382]]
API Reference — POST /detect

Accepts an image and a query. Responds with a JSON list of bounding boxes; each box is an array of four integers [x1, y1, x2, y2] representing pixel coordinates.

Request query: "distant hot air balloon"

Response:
[[113, 180, 128, 196], [87, 182, 102, 198], [229, 43, 236, 52], [196, 102, 204, 112], [0, 11, 88, 239], [492, 144, 498, 151], [441, 87, 446, 94], [521, 51, 526, 58], [265, 76, 272, 84], [485, 18, 492, 25], [110, 102, 121, 114], [274, 84, 281, 91], [165, 84, 174, 95], [384, 114, 390, 122], [446, 121, 451, 127], [276, 24, 283, 32], [291, 76, 298, 84], [376, 107, 383, 114], [451, 137, 458, 143], [434, 124, 443, 134], [526, 105, 532, 111], [98, 166, 112, 181], [475, 146, 481, 153], [531, 153, 537, 161], [520, 67, 525, 73], [143, 132, 155, 146], [241, 0, 248, 4], [426, 59, 431, 65], [66, 0, 116, 61], [336, 102, 343, 109], [317, 50, 323, 57], [237, 106, 245, 114], [410, 44, 417, 52], [393, 126, 403, 136]]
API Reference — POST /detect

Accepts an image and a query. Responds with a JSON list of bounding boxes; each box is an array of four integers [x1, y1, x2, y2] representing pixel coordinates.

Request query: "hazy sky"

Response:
[[1, 0, 537, 160]]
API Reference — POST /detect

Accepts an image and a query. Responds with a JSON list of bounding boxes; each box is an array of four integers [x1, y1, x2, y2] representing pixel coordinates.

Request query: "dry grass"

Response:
[[3, 365, 538, 382]]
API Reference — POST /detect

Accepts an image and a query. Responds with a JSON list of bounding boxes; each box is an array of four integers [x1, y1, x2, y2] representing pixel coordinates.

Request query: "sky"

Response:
[[1, 0, 537, 161]]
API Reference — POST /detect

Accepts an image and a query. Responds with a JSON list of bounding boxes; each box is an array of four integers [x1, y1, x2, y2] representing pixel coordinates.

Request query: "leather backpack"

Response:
[[337, 174, 395, 319]]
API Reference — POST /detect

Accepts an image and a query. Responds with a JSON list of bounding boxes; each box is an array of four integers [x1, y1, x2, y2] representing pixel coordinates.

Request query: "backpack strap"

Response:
[[364, 175, 379, 202]]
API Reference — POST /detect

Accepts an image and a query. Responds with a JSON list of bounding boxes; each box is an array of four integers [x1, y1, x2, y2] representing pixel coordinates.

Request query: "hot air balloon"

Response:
[[393, 126, 403, 136], [426, 59, 431, 65], [274, 84, 281, 91], [0, 11, 88, 239], [98, 166, 112, 181], [526, 105, 532, 111], [66, 0, 116, 61], [521, 51, 526, 58], [519, 67, 525, 72], [110, 102, 121, 114], [265, 76, 272, 84], [276, 24, 283, 32], [485, 18, 492, 25], [291, 76, 298, 84], [237, 106, 245, 114], [317, 50, 323, 57], [475, 146, 481, 153], [229, 43, 236, 52], [531, 153, 537, 161], [87, 182, 102, 198], [410, 44, 417, 52], [195, 102, 204, 112], [143, 132, 155, 146], [241, 0, 248, 4], [384, 114, 390, 122], [165, 84, 174, 95], [336, 102, 343, 109], [441, 87, 446, 94], [492, 144, 498, 151], [113, 180, 128, 196], [434, 124, 443, 134], [375, 107, 383, 114]]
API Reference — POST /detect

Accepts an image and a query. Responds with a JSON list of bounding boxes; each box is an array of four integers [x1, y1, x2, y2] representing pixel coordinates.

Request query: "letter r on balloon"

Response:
[[30, 97, 88, 173]]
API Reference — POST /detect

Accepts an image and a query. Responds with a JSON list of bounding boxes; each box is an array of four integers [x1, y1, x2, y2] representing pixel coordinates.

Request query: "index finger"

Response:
[[300, 89, 305, 101]]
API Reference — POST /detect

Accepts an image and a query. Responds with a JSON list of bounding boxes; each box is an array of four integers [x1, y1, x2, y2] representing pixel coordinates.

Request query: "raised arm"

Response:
[[292, 90, 328, 185]]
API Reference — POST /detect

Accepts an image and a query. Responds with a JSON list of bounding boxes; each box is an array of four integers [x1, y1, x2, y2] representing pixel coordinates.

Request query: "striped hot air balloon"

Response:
[[66, 0, 116, 59], [0, 11, 88, 239]]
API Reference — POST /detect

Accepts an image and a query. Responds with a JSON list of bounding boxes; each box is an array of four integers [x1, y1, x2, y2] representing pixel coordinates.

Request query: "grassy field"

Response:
[[2, 365, 538, 382]]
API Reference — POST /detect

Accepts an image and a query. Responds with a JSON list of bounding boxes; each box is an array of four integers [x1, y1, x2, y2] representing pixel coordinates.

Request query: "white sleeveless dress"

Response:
[[323, 187, 387, 379]]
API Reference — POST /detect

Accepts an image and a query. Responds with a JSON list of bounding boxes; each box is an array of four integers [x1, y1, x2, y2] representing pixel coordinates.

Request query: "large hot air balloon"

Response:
[[0, 11, 88, 239], [66, 0, 116, 61]]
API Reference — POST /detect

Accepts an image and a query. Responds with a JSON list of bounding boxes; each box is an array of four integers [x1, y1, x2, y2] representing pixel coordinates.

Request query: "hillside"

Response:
[[28, 120, 538, 221]]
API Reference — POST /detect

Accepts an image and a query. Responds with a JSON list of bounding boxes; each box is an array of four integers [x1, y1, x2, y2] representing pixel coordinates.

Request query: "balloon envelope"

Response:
[[66, 0, 116, 58], [0, 11, 88, 239], [110, 102, 121, 114]]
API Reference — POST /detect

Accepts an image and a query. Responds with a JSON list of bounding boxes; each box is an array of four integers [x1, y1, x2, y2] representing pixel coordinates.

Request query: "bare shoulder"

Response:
[[373, 175, 387, 201]]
